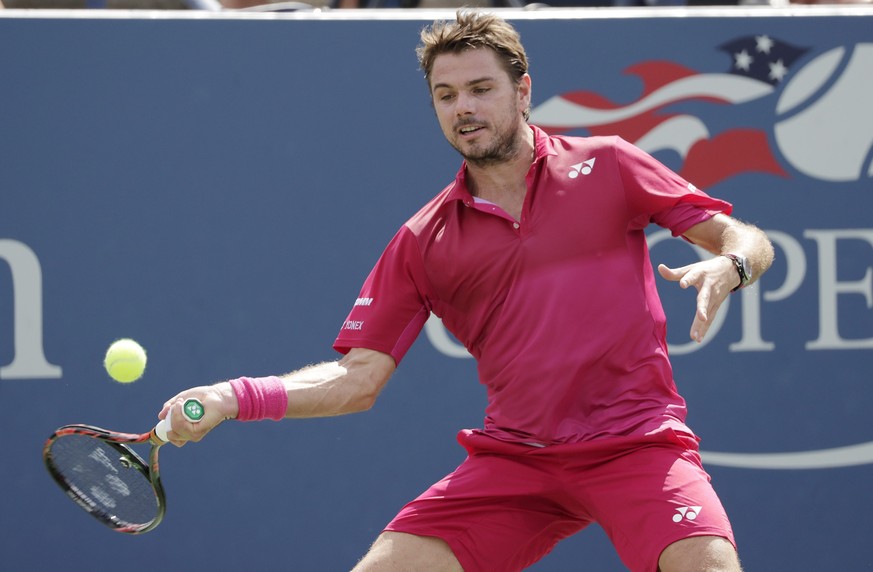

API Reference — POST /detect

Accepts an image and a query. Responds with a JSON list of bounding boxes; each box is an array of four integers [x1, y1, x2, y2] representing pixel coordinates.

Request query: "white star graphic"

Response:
[[769, 59, 788, 82], [734, 49, 754, 72], [755, 35, 774, 54]]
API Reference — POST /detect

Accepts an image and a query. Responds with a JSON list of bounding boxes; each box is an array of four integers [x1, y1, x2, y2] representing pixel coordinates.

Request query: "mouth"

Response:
[[457, 124, 485, 138]]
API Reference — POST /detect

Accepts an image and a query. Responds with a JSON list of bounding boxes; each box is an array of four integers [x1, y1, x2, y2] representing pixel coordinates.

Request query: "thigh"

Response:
[[352, 531, 463, 572], [385, 450, 590, 572], [579, 432, 736, 572]]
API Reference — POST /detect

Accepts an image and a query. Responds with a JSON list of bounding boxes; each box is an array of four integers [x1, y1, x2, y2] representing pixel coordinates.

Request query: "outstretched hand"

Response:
[[657, 257, 738, 343]]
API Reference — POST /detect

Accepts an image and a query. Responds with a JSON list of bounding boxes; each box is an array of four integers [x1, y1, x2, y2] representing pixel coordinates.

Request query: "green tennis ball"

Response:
[[104, 338, 147, 383]]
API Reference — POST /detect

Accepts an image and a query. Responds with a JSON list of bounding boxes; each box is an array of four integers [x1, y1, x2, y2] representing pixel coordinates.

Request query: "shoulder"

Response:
[[538, 132, 628, 173], [533, 130, 630, 179], [405, 182, 461, 235], [538, 129, 626, 155]]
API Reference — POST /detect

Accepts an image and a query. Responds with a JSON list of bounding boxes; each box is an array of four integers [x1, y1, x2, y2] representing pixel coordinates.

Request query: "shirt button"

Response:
[[513, 222, 520, 229]]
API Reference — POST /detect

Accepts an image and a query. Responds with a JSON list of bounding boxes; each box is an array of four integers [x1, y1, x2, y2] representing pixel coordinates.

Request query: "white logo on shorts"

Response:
[[673, 506, 703, 523]]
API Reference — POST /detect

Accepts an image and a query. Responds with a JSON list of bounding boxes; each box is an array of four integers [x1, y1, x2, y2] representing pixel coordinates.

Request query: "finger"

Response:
[[690, 318, 703, 343], [687, 278, 714, 342], [658, 263, 690, 284], [697, 284, 711, 323], [169, 438, 187, 448], [158, 393, 185, 420], [162, 401, 191, 447], [690, 312, 705, 343], [158, 402, 172, 420], [680, 268, 706, 291], [662, 263, 708, 291], [693, 275, 735, 343], [690, 309, 711, 343]]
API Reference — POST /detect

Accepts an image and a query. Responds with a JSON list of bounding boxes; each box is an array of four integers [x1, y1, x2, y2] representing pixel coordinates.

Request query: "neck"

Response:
[[466, 125, 535, 221], [466, 124, 535, 200]]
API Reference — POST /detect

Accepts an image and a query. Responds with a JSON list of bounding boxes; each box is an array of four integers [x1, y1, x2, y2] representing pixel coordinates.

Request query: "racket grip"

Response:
[[182, 398, 205, 423], [154, 416, 173, 442]]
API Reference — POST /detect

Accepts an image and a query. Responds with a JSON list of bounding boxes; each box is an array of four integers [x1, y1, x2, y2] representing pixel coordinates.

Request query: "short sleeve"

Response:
[[616, 138, 733, 236], [333, 226, 431, 365]]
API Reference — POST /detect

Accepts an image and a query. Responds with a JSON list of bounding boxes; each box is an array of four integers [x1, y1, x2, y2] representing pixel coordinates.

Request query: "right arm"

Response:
[[159, 347, 396, 446]]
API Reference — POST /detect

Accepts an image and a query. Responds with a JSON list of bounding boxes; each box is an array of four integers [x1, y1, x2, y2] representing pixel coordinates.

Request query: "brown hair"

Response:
[[417, 10, 529, 87]]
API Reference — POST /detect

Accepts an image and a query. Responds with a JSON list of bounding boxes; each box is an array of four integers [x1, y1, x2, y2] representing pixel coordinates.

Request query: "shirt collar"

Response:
[[445, 124, 557, 205]]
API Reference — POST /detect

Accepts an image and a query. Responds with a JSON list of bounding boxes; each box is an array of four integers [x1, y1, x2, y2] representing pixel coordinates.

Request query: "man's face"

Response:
[[429, 48, 531, 167]]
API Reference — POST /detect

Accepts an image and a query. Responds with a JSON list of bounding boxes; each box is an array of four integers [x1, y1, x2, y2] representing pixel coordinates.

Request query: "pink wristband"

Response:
[[229, 376, 288, 422]]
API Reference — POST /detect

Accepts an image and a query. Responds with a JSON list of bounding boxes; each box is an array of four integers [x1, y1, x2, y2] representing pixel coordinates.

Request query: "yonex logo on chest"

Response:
[[568, 158, 596, 178]]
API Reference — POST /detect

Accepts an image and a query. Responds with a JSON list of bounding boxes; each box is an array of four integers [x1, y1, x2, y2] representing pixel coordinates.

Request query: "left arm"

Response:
[[658, 213, 774, 343]]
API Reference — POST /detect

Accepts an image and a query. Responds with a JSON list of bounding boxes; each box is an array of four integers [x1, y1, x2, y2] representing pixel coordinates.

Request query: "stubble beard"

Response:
[[452, 119, 524, 169]]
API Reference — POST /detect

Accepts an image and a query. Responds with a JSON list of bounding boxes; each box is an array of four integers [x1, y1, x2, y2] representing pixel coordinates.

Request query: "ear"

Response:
[[517, 73, 532, 113]]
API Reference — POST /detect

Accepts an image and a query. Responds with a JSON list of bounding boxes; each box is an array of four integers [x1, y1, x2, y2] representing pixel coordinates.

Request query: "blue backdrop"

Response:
[[1, 8, 871, 571]]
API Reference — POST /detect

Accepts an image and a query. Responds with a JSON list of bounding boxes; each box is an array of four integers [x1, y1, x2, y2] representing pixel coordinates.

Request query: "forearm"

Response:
[[716, 219, 775, 288], [686, 214, 774, 289], [278, 360, 377, 418], [224, 349, 394, 420]]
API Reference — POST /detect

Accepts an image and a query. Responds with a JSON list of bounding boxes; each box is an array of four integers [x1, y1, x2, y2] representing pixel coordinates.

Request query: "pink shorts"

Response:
[[385, 428, 735, 572]]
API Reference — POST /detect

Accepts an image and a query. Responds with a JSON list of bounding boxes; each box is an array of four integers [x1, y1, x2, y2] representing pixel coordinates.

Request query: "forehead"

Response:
[[429, 48, 509, 90]]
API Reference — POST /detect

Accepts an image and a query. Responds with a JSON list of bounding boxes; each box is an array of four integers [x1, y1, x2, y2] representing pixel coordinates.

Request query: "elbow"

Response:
[[347, 366, 393, 414], [354, 392, 379, 413], [338, 348, 396, 414], [347, 377, 384, 413]]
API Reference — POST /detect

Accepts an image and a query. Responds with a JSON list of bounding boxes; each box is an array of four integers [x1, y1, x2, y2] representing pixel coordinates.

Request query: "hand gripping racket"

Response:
[[42, 398, 206, 534]]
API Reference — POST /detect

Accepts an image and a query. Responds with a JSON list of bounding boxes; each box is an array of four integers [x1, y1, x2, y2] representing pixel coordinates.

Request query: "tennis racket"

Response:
[[42, 397, 205, 534]]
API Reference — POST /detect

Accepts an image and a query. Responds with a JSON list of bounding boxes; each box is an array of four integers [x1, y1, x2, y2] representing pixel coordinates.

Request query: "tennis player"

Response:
[[160, 11, 773, 572]]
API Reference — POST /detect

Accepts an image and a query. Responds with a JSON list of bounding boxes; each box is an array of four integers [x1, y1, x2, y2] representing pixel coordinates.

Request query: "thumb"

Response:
[[658, 263, 684, 282], [158, 397, 180, 421], [658, 263, 697, 290]]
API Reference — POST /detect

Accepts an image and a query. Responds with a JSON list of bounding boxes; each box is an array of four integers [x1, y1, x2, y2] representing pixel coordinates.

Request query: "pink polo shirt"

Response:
[[335, 126, 732, 445]]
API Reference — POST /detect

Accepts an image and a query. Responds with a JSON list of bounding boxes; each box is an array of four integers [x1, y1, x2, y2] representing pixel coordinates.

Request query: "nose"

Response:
[[454, 91, 475, 117]]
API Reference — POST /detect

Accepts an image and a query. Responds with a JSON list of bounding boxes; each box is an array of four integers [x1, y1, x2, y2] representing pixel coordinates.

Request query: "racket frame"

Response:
[[42, 424, 168, 534]]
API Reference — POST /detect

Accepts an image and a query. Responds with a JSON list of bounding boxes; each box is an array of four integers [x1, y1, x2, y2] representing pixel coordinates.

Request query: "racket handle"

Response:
[[154, 416, 172, 443], [182, 398, 205, 423]]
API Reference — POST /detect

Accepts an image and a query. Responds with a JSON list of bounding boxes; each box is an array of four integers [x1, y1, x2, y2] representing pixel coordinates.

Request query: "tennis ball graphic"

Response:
[[774, 43, 873, 182]]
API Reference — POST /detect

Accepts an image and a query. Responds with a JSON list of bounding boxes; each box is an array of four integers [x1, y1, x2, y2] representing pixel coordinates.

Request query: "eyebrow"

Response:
[[431, 76, 496, 93]]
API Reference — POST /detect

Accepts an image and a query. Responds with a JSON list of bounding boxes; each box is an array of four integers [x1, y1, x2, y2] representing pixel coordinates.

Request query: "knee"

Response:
[[352, 532, 463, 572], [658, 535, 741, 572]]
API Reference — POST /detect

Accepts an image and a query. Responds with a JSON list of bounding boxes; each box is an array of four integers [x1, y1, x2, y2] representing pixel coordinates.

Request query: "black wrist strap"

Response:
[[723, 254, 748, 292]]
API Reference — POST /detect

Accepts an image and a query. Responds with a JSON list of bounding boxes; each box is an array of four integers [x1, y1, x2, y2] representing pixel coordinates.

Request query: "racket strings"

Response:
[[47, 434, 160, 528]]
